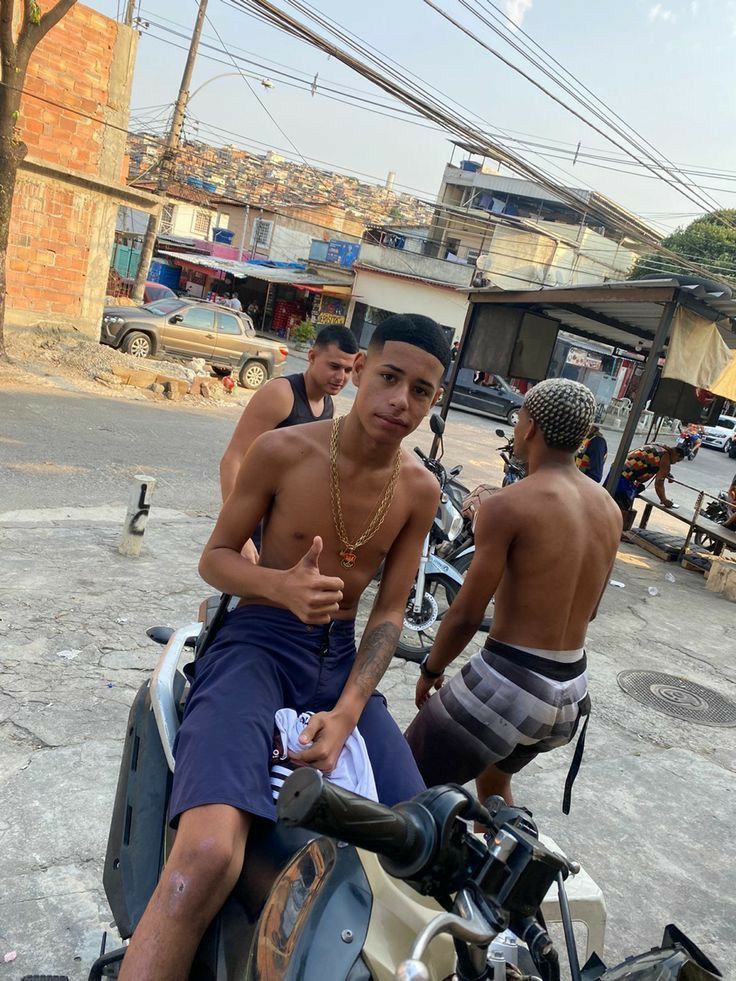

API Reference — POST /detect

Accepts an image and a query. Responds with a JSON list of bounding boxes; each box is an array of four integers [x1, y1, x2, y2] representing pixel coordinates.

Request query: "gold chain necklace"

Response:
[[329, 416, 402, 569]]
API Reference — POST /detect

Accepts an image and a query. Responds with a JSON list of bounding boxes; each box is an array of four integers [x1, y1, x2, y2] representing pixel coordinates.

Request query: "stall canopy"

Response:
[[159, 250, 353, 289], [444, 278, 736, 497]]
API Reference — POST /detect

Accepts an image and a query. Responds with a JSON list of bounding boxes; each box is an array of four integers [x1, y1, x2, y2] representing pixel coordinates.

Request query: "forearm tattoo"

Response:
[[352, 621, 400, 698]]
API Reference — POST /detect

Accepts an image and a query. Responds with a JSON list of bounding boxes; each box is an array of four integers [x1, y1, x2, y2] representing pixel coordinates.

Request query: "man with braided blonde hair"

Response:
[[407, 378, 622, 810]]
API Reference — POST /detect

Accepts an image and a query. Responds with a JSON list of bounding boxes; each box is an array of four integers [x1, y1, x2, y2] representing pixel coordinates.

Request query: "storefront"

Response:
[[158, 250, 353, 336]]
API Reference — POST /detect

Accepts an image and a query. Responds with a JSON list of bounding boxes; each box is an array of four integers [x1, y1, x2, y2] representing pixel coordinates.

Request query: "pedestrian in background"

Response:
[[575, 424, 608, 483]]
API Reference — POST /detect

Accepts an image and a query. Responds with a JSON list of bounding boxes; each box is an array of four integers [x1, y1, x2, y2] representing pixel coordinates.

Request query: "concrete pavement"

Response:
[[1, 379, 735, 978]]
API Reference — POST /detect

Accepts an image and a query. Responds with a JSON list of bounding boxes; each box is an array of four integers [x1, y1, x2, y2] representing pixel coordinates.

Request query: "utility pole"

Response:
[[131, 0, 209, 302], [124, 0, 137, 26]]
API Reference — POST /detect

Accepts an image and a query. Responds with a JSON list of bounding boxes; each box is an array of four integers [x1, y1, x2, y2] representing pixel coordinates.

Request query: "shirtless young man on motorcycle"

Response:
[[406, 378, 622, 807], [119, 314, 450, 981]]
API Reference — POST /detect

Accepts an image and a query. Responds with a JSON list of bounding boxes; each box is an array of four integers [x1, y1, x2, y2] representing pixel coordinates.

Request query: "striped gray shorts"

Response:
[[405, 639, 589, 788]]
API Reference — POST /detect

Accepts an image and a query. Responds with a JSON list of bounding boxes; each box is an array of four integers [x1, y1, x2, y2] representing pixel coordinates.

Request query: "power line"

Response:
[[184, 119, 736, 275], [134, 10, 736, 213], [422, 0, 728, 221], [228, 0, 736, 286]]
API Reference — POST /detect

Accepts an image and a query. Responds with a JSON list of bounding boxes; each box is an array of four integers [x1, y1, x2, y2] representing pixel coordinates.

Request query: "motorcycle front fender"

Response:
[[425, 552, 465, 586]]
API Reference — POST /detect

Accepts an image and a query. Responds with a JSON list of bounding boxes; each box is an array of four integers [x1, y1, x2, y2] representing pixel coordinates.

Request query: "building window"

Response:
[[251, 218, 273, 250], [160, 203, 175, 233], [192, 209, 211, 237], [467, 248, 481, 264]]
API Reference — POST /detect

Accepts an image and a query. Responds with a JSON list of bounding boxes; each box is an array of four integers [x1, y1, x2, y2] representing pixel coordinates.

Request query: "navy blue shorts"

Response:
[[169, 605, 425, 825]]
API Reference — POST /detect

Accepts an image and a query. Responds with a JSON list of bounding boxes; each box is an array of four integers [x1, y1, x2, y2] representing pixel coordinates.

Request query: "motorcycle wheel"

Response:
[[395, 574, 460, 662]]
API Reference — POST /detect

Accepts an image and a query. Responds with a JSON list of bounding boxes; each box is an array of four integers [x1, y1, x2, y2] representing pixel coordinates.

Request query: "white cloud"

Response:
[[502, 0, 533, 30], [648, 3, 675, 21]]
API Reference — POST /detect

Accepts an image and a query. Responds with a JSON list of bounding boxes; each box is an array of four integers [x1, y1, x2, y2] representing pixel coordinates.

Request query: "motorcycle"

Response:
[[90, 622, 722, 980], [395, 423, 525, 658], [395, 413, 470, 661], [694, 482, 735, 551], [496, 428, 528, 487]]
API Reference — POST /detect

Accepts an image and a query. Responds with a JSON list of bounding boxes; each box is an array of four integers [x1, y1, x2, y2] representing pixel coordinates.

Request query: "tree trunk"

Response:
[[0, 148, 18, 362], [0, 47, 27, 362]]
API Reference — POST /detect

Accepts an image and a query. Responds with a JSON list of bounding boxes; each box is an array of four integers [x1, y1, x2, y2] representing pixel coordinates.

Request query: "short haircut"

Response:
[[368, 314, 451, 371], [524, 378, 596, 451], [313, 324, 359, 355]]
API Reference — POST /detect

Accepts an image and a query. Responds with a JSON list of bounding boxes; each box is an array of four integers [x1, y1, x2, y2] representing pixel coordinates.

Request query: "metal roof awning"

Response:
[[439, 277, 736, 500], [464, 279, 736, 354], [159, 250, 353, 288]]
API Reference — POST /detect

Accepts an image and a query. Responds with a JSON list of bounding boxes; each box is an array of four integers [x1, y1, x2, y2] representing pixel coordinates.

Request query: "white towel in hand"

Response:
[[270, 708, 378, 803]]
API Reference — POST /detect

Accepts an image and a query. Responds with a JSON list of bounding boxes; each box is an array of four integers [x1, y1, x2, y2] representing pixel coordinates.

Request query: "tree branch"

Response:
[[0, 0, 17, 64], [17, 0, 76, 58], [38, 0, 76, 38]]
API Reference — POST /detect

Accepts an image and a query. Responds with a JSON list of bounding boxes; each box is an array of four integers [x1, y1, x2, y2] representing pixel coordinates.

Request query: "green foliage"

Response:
[[292, 319, 316, 344], [630, 209, 736, 283], [29, 0, 42, 24]]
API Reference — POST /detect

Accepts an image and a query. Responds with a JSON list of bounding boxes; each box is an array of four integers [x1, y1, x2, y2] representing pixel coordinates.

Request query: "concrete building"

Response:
[[344, 146, 662, 348], [424, 143, 660, 288], [212, 200, 361, 264], [5, 4, 154, 338], [346, 241, 473, 347]]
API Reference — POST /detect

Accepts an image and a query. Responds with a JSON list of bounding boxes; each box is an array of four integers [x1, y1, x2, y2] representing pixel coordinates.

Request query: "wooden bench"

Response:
[[629, 491, 736, 566]]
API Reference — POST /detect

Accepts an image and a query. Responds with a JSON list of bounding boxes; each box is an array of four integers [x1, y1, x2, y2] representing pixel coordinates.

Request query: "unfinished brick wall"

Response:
[[6, 3, 137, 336]]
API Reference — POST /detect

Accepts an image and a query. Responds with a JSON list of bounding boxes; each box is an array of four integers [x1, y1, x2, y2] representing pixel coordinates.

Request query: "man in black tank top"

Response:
[[275, 372, 334, 429], [220, 325, 358, 554]]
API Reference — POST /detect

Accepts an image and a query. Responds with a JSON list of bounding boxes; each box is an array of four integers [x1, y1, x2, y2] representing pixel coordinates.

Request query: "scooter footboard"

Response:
[[103, 681, 172, 940]]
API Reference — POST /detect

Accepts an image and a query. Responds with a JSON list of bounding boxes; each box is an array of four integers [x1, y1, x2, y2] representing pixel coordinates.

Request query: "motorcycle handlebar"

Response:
[[278, 769, 436, 875]]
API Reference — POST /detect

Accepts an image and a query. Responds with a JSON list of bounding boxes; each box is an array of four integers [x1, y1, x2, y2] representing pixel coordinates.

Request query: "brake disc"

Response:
[[403, 591, 439, 632]]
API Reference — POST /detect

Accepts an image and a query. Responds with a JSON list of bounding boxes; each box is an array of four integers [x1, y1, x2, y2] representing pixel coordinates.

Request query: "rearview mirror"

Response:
[[430, 414, 445, 436], [170, 315, 183, 324], [495, 428, 506, 438]]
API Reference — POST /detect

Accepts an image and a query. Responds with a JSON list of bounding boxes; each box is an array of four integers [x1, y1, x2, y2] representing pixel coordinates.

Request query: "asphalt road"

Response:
[[1, 375, 733, 514]]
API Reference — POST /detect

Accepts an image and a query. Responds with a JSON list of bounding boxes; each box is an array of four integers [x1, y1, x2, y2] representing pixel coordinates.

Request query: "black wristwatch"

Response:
[[420, 653, 444, 680]]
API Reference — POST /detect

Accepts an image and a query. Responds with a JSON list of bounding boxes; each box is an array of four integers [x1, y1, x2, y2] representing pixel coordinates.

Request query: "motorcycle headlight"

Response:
[[254, 837, 336, 973]]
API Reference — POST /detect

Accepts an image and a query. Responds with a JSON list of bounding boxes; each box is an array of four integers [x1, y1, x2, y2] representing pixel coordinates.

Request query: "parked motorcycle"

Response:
[[90, 622, 722, 980], [395, 424, 526, 658], [395, 414, 470, 661], [694, 481, 735, 551], [496, 428, 528, 486]]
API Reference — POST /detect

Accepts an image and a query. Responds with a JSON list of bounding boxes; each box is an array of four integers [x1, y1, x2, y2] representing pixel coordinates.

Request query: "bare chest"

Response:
[[263, 455, 412, 585]]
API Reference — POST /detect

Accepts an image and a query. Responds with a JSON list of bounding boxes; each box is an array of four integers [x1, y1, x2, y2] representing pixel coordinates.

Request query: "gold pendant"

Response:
[[340, 549, 357, 569]]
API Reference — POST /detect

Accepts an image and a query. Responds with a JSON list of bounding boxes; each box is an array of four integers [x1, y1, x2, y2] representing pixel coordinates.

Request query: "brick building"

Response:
[[5, 3, 156, 338]]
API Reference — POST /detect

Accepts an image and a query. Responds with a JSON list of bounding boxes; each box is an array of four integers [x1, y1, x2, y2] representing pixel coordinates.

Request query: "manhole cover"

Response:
[[617, 671, 736, 727]]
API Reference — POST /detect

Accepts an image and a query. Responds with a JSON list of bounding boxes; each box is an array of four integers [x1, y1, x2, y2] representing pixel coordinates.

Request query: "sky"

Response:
[[85, 0, 736, 237]]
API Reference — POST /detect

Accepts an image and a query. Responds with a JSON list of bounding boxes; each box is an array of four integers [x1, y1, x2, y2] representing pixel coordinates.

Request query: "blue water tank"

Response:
[[186, 176, 204, 189], [202, 180, 217, 194], [460, 160, 481, 172], [213, 227, 235, 245]]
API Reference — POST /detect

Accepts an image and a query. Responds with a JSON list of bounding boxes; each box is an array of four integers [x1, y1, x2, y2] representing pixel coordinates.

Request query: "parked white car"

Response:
[[702, 415, 736, 455]]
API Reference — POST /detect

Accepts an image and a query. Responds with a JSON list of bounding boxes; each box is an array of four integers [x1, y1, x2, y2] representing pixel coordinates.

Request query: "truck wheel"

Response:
[[122, 331, 152, 358], [239, 360, 268, 389], [507, 408, 520, 426]]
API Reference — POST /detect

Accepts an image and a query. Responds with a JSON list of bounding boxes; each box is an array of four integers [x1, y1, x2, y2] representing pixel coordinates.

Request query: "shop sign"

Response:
[[566, 347, 602, 370]]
